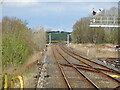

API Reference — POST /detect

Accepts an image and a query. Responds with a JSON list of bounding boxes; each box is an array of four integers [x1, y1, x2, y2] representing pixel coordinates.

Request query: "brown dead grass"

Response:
[[3, 51, 44, 74], [3, 51, 45, 88], [69, 43, 118, 59]]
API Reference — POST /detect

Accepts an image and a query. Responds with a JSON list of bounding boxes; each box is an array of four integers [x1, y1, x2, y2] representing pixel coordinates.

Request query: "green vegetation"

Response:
[[51, 33, 67, 41], [2, 17, 46, 69], [46, 31, 71, 43], [2, 36, 30, 66], [1, 16, 46, 88], [47, 41, 64, 43]]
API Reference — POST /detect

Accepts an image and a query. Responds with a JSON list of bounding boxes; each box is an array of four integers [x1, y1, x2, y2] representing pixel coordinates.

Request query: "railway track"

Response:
[[52, 45, 99, 89], [52, 45, 120, 89], [59, 45, 120, 76]]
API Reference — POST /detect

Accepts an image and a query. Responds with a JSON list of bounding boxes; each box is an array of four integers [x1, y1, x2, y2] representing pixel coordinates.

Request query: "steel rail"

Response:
[[60, 63, 120, 75], [61, 45, 120, 73], [73, 63, 120, 74], [55, 46, 100, 89], [52, 47, 72, 90], [60, 45, 120, 73], [61, 45, 109, 70], [59, 45, 120, 84], [60, 63, 100, 73]]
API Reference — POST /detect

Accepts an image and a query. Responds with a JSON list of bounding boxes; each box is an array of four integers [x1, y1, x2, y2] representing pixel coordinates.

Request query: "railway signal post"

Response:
[[90, 8, 120, 58]]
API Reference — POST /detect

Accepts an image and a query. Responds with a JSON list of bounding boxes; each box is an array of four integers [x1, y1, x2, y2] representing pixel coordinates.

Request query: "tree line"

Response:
[[72, 7, 119, 44], [2, 17, 46, 68]]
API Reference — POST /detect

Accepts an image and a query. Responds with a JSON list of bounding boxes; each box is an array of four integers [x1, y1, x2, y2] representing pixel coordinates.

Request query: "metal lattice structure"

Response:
[[90, 16, 120, 27]]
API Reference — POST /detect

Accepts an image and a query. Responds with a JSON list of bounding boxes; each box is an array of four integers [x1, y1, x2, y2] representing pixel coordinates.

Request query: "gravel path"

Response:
[[37, 46, 67, 88]]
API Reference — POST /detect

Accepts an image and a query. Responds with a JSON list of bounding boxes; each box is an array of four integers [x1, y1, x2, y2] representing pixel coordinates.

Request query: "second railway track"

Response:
[[59, 45, 120, 77], [51, 44, 120, 89]]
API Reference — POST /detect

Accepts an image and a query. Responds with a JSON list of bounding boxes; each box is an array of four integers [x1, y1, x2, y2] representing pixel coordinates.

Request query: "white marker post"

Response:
[[49, 33, 51, 45], [67, 34, 69, 44], [67, 34, 71, 46]]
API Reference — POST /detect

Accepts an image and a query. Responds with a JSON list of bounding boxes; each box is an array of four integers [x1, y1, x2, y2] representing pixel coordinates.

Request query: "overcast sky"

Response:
[[1, 0, 118, 31]]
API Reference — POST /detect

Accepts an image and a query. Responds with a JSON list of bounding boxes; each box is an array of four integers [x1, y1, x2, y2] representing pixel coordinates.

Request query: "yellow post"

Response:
[[4, 74, 7, 89], [10, 80, 14, 88], [11, 75, 24, 89], [17, 76, 24, 89], [3, 74, 24, 89]]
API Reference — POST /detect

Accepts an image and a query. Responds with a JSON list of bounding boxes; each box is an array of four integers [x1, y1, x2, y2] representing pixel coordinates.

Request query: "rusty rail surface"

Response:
[[57, 45, 120, 88], [52, 46, 100, 89], [60, 45, 120, 75], [52, 47, 72, 89]]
